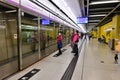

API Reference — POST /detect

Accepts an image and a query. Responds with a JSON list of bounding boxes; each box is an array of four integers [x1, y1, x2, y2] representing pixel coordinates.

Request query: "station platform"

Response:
[[5, 38, 120, 80]]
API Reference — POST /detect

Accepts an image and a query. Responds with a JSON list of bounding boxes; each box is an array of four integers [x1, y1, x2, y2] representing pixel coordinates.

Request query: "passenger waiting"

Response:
[[101, 35, 106, 43], [71, 30, 75, 53], [72, 30, 79, 56], [56, 32, 63, 56], [98, 35, 106, 43], [113, 40, 120, 63]]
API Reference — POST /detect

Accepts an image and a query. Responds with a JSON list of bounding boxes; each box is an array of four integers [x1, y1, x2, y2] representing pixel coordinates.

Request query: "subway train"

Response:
[[0, 1, 73, 79]]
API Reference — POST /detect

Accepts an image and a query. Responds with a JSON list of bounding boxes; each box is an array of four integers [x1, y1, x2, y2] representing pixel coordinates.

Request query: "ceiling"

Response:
[[59, 0, 120, 31], [64, 0, 82, 17], [48, 0, 86, 32], [88, 0, 120, 31], [2, 0, 120, 32]]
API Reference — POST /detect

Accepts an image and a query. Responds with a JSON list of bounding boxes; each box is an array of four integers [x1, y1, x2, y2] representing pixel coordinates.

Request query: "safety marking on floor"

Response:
[[18, 69, 40, 80], [61, 56, 78, 80]]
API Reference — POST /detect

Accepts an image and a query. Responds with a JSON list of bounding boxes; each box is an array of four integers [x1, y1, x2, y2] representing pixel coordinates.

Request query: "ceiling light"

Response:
[[89, 14, 106, 17], [104, 28, 112, 32], [5, 10, 16, 13], [51, 0, 84, 31], [89, 20, 100, 22], [33, 18, 38, 20], [67, 7, 76, 20], [61, 0, 67, 6], [90, 1, 120, 5]]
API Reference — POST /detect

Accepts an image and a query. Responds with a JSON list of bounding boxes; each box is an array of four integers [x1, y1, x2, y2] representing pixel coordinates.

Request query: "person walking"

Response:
[[114, 54, 118, 64]]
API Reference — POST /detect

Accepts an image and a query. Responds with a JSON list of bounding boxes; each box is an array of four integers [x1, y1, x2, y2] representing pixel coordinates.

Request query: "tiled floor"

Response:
[[6, 44, 76, 80], [72, 38, 120, 80], [6, 38, 120, 80]]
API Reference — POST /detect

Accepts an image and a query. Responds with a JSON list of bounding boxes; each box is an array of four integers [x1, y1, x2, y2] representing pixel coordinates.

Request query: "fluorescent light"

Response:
[[104, 28, 112, 32], [40, 27, 53, 31], [89, 20, 100, 22], [5, 10, 16, 13], [61, 0, 67, 6], [33, 18, 38, 20], [90, 1, 120, 5], [78, 24, 86, 33], [89, 14, 106, 17], [60, 0, 76, 21], [67, 7, 76, 20]]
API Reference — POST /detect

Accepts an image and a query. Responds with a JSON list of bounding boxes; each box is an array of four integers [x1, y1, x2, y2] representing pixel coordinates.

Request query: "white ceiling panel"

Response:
[[65, 0, 82, 17]]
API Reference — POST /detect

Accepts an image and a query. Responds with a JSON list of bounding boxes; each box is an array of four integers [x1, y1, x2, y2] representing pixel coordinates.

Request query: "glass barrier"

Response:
[[0, 2, 18, 79], [21, 12, 39, 68]]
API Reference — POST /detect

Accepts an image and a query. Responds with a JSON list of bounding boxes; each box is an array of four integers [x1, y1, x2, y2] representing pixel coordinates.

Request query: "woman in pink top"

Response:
[[56, 32, 63, 56], [73, 31, 79, 43], [57, 33, 62, 43], [72, 30, 79, 56]]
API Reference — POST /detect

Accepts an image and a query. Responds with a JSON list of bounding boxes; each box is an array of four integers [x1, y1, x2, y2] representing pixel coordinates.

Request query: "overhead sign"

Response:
[[77, 17, 88, 24]]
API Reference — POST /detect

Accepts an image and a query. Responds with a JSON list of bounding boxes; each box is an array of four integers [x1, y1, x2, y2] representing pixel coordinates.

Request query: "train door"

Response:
[[0, 2, 19, 79]]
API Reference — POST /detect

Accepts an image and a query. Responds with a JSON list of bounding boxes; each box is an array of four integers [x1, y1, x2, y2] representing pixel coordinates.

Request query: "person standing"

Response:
[[73, 30, 79, 56], [56, 32, 63, 56], [114, 40, 120, 64]]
